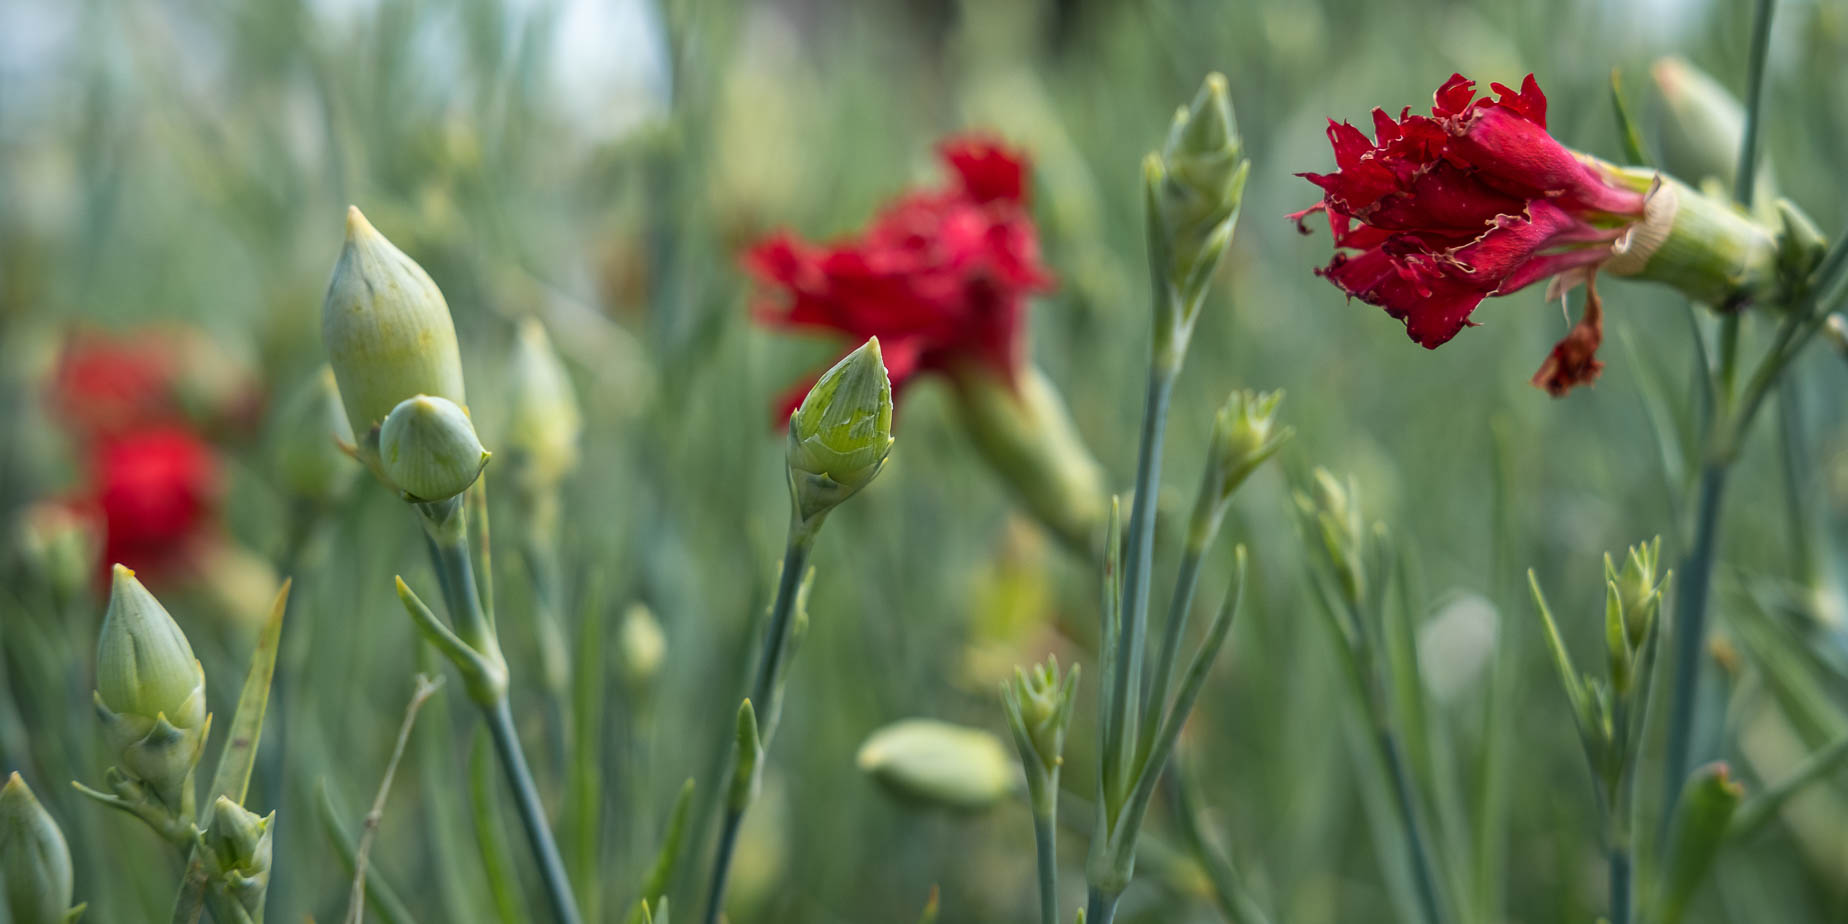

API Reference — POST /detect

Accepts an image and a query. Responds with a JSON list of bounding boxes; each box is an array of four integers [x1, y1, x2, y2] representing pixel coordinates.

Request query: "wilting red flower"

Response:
[[745, 135, 1055, 414], [1293, 74, 1652, 394], [91, 427, 220, 580]]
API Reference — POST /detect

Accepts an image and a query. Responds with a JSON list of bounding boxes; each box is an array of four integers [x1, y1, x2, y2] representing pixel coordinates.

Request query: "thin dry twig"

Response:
[[346, 673, 444, 924]]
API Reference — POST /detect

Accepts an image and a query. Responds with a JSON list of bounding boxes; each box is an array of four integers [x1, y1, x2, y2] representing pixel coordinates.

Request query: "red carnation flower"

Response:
[[745, 135, 1055, 415], [92, 426, 220, 580], [52, 332, 184, 442], [1293, 74, 1653, 394]]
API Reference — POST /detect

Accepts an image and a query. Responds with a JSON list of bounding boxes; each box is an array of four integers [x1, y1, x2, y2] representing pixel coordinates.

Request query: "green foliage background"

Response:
[[2, 0, 1845, 921]]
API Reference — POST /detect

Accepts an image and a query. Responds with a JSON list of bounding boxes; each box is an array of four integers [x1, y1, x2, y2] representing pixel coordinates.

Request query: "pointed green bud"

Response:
[[1203, 390, 1292, 509], [786, 338, 894, 525], [855, 719, 1018, 813], [269, 366, 358, 505], [1001, 656, 1079, 786], [322, 206, 467, 478], [1650, 57, 1774, 208], [505, 317, 583, 491], [12, 501, 98, 603], [729, 699, 763, 813], [617, 602, 667, 692], [1150, 72, 1249, 348], [1655, 763, 1744, 924], [0, 774, 74, 924], [94, 565, 209, 811], [378, 395, 491, 503], [1774, 199, 1829, 287], [1294, 469, 1366, 606], [1604, 576, 1633, 697], [202, 796, 272, 915], [1608, 537, 1667, 650], [950, 364, 1107, 553]]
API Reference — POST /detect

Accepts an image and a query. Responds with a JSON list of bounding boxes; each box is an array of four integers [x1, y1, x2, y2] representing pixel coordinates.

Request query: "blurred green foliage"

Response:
[[2, 0, 1846, 921]]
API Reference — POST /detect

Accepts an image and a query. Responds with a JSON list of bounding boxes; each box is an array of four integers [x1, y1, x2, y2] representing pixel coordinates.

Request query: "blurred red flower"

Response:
[[1293, 75, 1650, 393], [745, 135, 1056, 415], [51, 332, 183, 442], [90, 426, 220, 580]]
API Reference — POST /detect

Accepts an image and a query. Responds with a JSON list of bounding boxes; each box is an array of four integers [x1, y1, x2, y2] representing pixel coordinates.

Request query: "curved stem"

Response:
[[1108, 367, 1176, 806], [1379, 729, 1446, 924], [703, 811, 745, 924], [484, 700, 581, 924]]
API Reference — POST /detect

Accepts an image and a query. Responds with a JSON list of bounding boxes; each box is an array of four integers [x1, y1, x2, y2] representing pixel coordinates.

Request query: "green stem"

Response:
[[1378, 728, 1446, 924], [1109, 365, 1176, 805], [1733, 0, 1775, 211], [1661, 462, 1730, 818], [1140, 501, 1216, 757], [1610, 841, 1632, 924], [1029, 785, 1060, 924], [470, 732, 525, 924], [1085, 885, 1121, 924], [484, 699, 581, 924], [701, 524, 816, 924]]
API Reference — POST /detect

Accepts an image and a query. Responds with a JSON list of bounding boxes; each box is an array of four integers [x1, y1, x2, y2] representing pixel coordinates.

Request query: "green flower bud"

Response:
[[378, 395, 491, 503], [786, 338, 894, 525], [729, 699, 763, 813], [94, 564, 209, 811], [0, 773, 74, 924], [855, 719, 1018, 813], [950, 365, 1107, 554], [202, 797, 273, 916], [1149, 72, 1250, 347], [1001, 656, 1079, 782], [505, 317, 583, 491], [1655, 763, 1744, 924], [322, 206, 467, 476], [617, 603, 666, 692], [1606, 537, 1667, 650], [1294, 469, 1366, 607], [1203, 390, 1291, 508], [268, 366, 358, 505], [12, 502, 98, 604], [1651, 57, 1774, 208]]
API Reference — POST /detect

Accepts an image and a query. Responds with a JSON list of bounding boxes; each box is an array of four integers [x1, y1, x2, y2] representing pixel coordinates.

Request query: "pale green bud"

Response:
[[1149, 72, 1249, 344], [1651, 57, 1774, 208], [1001, 656, 1079, 780], [1294, 469, 1367, 606], [729, 699, 763, 813], [322, 206, 467, 475], [786, 338, 894, 524], [202, 796, 272, 916], [94, 565, 209, 811], [1204, 390, 1292, 506], [950, 365, 1107, 553], [378, 395, 491, 503], [13, 502, 98, 603], [0, 774, 74, 924], [269, 366, 358, 505], [855, 719, 1018, 813], [1606, 537, 1668, 650], [505, 317, 583, 491], [617, 603, 666, 692]]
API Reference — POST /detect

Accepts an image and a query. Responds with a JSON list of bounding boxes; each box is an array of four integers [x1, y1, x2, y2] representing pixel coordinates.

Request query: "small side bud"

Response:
[[729, 700, 763, 813], [1655, 763, 1744, 924], [202, 796, 273, 917], [0, 773, 75, 924], [1203, 390, 1292, 507], [505, 317, 583, 492], [1294, 468, 1367, 606], [617, 603, 667, 693], [1651, 57, 1774, 206], [94, 565, 209, 811], [1608, 537, 1668, 649], [268, 366, 358, 506], [1001, 657, 1080, 789], [322, 206, 467, 478], [786, 338, 894, 525], [950, 365, 1108, 553], [12, 501, 99, 604], [855, 719, 1018, 813], [378, 395, 491, 503]]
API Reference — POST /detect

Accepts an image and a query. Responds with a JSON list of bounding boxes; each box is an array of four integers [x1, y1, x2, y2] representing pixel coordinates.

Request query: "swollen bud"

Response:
[[378, 395, 491, 503], [94, 564, 209, 811], [1001, 657, 1079, 783], [505, 317, 583, 491], [1149, 72, 1250, 345], [1607, 537, 1668, 650], [855, 719, 1018, 813], [951, 365, 1108, 553], [786, 338, 894, 525], [269, 366, 358, 506], [1203, 390, 1291, 507], [322, 206, 467, 476], [202, 796, 273, 918], [0, 774, 75, 924], [617, 602, 667, 693]]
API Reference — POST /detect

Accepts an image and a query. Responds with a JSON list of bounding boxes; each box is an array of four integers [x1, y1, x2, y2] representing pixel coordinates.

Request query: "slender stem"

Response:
[[1661, 463, 1730, 818], [702, 524, 816, 924], [1776, 378, 1812, 584], [1085, 886, 1120, 924], [1733, 0, 1775, 211], [1378, 729, 1446, 924], [1609, 843, 1632, 924], [1141, 504, 1214, 757], [346, 674, 442, 924], [1110, 366, 1176, 805], [1032, 806, 1060, 924], [484, 699, 582, 924]]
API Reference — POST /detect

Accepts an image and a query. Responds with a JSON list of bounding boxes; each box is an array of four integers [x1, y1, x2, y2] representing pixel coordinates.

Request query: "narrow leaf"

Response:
[[208, 580, 291, 810]]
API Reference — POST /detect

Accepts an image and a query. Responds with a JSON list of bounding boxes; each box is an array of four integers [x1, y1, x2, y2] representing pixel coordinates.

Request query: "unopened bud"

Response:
[[1204, 390, 1291, 507], [322, 206, 467, 476], [1607, 537, 1668, 650], [1149, 72, 1249, 342], [1294, 468, 1366, 605], [203, 796, 273, 916], [730, 699, 763, 813], [505, 317, 583, 491], [13, 501, 98, 603], [94, 564, 209, 810], [951, 365, 1107, 553], [378, 395, 491, 503], [786, 338, 894, 525], [856, 719, 1018, 813], [1001, 656, 1079, 780], [617, 603, 666, 691], [1651, 57, 1774, 206], [1655, 763, 1743, 924], [269, 366, 358, 505], [0, 774, 74, 924]]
